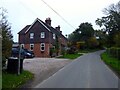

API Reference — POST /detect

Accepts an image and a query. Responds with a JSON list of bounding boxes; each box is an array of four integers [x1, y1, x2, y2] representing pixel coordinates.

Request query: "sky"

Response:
[[0, 0, 119, 42]]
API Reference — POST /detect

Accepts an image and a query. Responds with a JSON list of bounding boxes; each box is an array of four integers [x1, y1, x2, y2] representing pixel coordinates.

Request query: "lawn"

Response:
[[101, 52, 120, 77], [58, 53, 82, 59], [2, 70, 34, 88], [0, 75, 1, 89]]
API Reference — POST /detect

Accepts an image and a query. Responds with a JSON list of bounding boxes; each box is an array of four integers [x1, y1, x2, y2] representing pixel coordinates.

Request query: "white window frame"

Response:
[[41, 32, 45, 38], [21, 44, 24, 49], [40, 43, 45, 51], [30, 33, 34, 39], [53, 33, 56, 39], [30, 44, 34, 51]]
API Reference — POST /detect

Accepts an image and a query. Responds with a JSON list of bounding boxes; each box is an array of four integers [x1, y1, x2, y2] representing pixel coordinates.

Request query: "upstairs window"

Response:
[[53, 33, 56, 39], [40, 43, 45, 51], [30, 44, 34, 51], [41, 32, 45, 38], [30, 33, 34, 39]]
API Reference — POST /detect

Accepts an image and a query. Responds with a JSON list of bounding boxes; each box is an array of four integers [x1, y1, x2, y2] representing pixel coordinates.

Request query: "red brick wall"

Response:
[[24, 43, 50, 57], [19, 34, 25, 44], [24, 44, 29, 49]]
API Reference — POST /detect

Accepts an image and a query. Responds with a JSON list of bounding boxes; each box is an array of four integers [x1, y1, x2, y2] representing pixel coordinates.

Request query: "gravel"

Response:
[[20, 58, 71, 88]]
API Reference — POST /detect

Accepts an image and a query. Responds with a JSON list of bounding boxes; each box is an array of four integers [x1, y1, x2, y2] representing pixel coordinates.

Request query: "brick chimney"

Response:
[[55, 25, 60, 31], [45, 17, 51, 26]]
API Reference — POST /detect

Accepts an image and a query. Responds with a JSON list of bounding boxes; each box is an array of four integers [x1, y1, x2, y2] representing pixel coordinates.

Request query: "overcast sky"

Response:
[[1, 0, 119, 42]]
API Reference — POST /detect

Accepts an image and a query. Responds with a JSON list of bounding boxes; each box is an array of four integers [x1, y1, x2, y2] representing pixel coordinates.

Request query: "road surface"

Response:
[[35, 50, 119, 88]]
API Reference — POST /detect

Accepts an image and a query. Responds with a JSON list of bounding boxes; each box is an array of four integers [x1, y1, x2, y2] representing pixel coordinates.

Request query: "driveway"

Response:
[[20, 58, 71, 88], [35, 51, 119, 88]]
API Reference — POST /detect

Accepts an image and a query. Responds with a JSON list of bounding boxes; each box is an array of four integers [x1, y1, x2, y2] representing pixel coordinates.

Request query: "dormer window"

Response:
[[41, 32, 45, 38], [53, 33, 56, 39], [30, 33, 34, 39]]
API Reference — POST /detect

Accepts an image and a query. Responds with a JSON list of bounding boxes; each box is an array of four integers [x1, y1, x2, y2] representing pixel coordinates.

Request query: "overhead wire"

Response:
[[40, 0, 76, 30], [18, 0, 38, 18], [17, 0, 75, 30]]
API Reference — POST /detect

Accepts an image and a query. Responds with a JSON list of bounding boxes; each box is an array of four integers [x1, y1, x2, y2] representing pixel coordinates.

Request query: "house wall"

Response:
[[24, 43, 50, 57], [25, 21, 51, 44], [61, 37, 67, 46], [19, 34, 25, 44], [18, 19, 68, 57]]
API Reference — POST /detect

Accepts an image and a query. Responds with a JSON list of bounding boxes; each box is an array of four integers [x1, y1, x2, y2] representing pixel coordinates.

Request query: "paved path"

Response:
[[35, 50, 119, 88]]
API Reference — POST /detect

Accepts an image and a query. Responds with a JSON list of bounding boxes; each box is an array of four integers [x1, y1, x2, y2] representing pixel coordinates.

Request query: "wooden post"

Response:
[[18, 44, 21, 75]]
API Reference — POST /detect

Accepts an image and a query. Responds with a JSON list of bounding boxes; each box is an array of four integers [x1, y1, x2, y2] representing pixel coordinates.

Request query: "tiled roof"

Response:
[[38, 19, 67, 40], [18, 25, 31, 34], [18, 18, 67, 40]]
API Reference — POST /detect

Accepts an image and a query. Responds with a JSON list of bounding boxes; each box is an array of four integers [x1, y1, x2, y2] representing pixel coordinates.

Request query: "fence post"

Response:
[[18, 44, 21, 75]]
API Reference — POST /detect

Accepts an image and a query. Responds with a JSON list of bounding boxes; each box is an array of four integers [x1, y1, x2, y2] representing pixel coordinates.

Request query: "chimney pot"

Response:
[[56, 25, 60, 31], [45, 17, 51, 26]]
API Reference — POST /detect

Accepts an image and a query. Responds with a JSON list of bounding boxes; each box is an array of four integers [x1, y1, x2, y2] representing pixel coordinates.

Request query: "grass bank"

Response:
[[58, 53, 82, 59], [101, 52, 120, 77], [2, 70, 34, 88]]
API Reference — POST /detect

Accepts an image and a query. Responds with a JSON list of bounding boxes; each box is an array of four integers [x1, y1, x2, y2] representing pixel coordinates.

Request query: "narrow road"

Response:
[[35, 50, 119, 88]]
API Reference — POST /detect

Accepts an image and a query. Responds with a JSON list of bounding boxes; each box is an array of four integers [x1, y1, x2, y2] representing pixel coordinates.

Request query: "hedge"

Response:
[[107, 47, 120, 60]]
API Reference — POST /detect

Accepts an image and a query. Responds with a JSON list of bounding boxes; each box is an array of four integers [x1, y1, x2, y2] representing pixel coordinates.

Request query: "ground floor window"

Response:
[[30, 44, 34, 51], [40, 43, 45, 51], [21, 44, 24, 49]]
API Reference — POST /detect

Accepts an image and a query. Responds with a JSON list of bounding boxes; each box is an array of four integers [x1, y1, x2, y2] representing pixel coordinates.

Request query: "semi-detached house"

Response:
[[18, 18, 67, 57]]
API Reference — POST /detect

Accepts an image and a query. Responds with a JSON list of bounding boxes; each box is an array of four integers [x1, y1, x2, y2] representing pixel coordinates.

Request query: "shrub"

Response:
[[50, 47, 56, 57], [66, 47, 76, 54]]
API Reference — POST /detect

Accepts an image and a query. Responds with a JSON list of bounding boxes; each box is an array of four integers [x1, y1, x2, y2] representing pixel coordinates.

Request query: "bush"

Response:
[[107, 47, 120, 60], [2, 57, 6, 68], [66, 47, 76, 54], [87, 37, 99, 49], [61, 49, 66, 55], [50, 48, 56, 57]]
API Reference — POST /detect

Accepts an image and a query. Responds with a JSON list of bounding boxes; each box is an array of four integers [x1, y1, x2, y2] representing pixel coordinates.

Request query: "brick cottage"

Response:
[[18, 18, 67, 57]]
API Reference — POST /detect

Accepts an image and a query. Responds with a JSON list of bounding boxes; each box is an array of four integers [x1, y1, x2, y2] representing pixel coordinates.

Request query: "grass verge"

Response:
[[2, 70, 34, 88], [58, 53, 82, 59], [101, 52, 120, 77]]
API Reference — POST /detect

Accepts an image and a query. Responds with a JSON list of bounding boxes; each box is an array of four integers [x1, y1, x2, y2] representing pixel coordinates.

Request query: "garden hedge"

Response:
[[107, 47, 120, 60]]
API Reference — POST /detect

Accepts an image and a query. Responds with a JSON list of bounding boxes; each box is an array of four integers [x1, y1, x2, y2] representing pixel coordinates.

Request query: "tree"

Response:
[[87, 37, 99, 49], [68, 22, 95, 49], [79, 23, 95, 48], [0, 7, 13, 67], [78, 22, 94, 41], [76, 41, 85, 50], [94, 30, 108, 48], [95, 1, 120, 47], [114, 32, 120, 47]]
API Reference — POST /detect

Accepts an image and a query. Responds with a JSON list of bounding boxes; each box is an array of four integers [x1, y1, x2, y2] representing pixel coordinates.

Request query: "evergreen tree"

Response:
[[0, 7, 13, 67]]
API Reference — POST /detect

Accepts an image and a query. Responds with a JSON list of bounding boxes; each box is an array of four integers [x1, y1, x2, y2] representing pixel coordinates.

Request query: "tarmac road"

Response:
[[35, 50, 119, 88]]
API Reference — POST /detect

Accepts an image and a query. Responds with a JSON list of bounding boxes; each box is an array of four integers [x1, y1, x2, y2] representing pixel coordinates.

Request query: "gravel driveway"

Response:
[[20, 58, 71, 88]]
